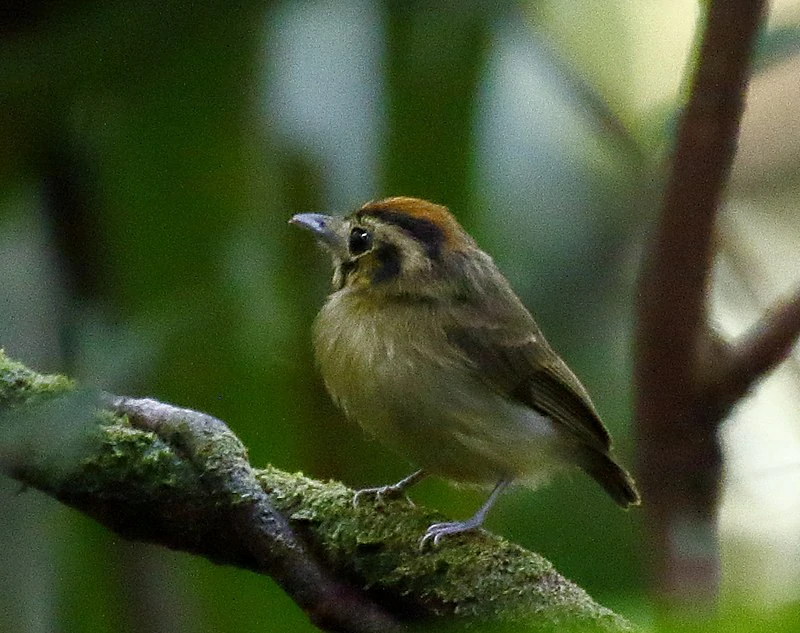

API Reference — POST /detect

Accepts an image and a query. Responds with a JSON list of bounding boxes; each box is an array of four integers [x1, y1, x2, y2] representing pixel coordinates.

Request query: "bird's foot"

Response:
[[352, 483, 415, 508], [352, 470, 426, 508], [420, 518, 483, 548], [419, 479, 510, 548]]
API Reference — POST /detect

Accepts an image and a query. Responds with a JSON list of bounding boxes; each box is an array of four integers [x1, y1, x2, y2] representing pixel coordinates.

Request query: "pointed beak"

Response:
[[289, 213, 346, 254]]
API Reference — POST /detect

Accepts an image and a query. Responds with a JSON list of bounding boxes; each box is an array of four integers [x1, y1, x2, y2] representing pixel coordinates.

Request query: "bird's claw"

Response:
[[352, 484, 414, 508], [419, 520, 479, 549]]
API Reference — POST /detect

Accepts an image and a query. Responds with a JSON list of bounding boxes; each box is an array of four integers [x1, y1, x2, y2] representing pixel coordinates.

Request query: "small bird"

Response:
[[291, 197, 639, 546]]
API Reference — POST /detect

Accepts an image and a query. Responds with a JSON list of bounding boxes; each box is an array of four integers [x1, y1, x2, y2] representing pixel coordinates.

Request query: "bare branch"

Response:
[[636, 0, 768, 417], [634, 0, 768, 611], [721, 288, 800, 399]]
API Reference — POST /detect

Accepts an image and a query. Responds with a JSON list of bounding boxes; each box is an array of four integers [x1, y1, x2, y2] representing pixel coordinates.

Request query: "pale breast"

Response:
[[313, 292, 453, 426], [312, 290, 564, 485]]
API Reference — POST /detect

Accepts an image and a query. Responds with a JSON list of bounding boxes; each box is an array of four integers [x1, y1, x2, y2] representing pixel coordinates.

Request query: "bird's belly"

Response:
[[314, 302, 562, 485]]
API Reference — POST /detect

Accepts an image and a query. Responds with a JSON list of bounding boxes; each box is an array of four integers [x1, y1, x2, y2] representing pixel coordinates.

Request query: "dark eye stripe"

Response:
[[371, 243, 401, 283], [363, 209, 444, 260]]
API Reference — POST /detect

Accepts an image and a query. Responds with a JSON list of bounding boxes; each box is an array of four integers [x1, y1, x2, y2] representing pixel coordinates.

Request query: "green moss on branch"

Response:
[[0, 350, 633, 631]]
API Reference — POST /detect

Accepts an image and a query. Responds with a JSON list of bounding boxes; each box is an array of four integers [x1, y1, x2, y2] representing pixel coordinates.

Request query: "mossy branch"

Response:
[[0, 350, 633, 632]]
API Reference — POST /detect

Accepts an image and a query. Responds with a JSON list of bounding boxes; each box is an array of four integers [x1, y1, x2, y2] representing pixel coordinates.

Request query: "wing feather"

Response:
[[444, 285, 611, 453]]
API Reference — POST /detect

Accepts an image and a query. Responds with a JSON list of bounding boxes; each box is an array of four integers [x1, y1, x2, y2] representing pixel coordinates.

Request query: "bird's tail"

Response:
[[578, 448, 640, 508]]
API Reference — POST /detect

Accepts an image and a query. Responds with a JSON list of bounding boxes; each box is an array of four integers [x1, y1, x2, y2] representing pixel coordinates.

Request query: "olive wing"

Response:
[[444, 295, 611, 453]]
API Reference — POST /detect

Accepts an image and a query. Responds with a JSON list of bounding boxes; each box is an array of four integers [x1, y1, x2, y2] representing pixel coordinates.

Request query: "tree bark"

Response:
[[634, 0, 800, 615]]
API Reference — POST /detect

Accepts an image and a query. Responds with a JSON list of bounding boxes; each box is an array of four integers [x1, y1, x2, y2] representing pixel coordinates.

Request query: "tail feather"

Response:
[[579, 449, 640, 508]]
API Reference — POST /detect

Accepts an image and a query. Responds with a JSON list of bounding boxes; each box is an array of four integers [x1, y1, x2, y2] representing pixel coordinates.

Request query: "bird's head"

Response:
[[290, 197, 480, 296]]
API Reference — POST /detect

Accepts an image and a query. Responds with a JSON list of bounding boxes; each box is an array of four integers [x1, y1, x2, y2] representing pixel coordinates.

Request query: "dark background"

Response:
[[2, 1, 800, 631]]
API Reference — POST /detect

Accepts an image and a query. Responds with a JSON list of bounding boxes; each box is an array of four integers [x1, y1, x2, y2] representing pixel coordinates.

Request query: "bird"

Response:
[[290, 196, 639, 546]]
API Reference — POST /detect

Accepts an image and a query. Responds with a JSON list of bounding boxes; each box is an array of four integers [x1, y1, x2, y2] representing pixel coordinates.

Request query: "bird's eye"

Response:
[[348, 227, 372, 255]]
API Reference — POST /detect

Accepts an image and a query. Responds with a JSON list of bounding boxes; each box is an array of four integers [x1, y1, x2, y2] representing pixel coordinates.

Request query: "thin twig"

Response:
[[722, 289, 800, 398]]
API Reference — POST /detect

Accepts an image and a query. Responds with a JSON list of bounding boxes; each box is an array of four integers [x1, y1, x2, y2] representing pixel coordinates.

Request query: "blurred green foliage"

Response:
[[2, 1, 800, 632]]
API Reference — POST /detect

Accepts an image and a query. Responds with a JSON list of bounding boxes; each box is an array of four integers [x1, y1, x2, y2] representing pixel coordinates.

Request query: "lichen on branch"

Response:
[[0, 350, 632, 632]]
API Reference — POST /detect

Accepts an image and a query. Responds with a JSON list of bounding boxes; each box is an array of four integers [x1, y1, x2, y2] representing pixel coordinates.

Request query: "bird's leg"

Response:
[[352, 469, 427, 507], [420, 479, 510, 548]]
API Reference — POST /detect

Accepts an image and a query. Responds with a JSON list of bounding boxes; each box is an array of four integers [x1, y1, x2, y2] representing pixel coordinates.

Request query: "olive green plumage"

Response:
[[291, 197, 639, 544]]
